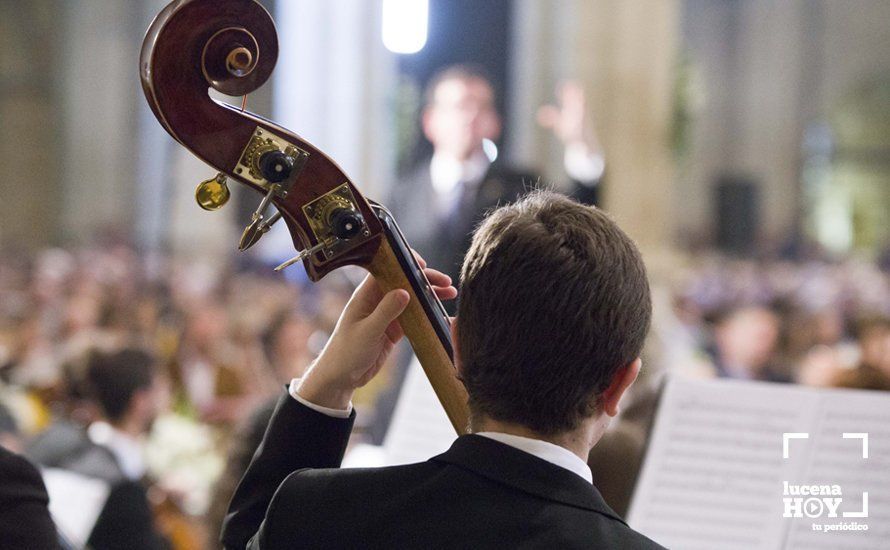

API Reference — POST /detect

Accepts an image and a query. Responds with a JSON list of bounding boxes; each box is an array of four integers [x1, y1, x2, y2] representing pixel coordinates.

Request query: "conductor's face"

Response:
[[423, 76, 501, 161]]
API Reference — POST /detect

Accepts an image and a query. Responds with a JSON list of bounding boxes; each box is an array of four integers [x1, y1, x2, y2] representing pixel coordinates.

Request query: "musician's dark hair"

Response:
[[457, 191, 651, 435], [86, 348, 156, 423], [423, 63, 496, 108]]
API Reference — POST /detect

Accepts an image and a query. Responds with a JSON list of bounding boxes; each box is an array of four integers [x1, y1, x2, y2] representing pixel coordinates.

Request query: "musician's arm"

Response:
[[222, 266, 455, 549], [221, 390, 355, 550]]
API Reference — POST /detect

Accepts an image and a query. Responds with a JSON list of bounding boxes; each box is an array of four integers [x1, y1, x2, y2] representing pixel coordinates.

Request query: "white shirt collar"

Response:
[[475, 431, 593, 484], [87, 421, 146, 480], [429, 150, 491, 195]]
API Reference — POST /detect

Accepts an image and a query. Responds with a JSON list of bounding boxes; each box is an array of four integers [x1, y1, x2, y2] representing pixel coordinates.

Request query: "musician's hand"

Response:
[[296, 260, 456, 410]]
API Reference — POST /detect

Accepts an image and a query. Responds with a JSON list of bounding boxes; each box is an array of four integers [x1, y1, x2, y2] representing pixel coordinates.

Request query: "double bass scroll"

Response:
[[140, 0, 469, 433]]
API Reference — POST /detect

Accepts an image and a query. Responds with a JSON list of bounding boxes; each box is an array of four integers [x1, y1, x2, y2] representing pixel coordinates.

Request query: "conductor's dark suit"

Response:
[[389, 161, 535, 284], [222, 392, 664, 549], [389, 158, 599, 298]]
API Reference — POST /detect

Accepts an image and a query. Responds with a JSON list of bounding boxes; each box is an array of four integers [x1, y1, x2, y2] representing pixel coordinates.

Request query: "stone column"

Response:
[[509, 0, 680, 259], [58, 0, 142, 243], [0, 0, 58, 249]]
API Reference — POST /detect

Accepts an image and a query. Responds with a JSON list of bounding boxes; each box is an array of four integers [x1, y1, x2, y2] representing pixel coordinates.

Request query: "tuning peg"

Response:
[[258, 150, 294, 183], [238, 186, 281, 250], [274, 239, 332, 272], [239, 210, 281, 250], [195, 173, 230, 210]]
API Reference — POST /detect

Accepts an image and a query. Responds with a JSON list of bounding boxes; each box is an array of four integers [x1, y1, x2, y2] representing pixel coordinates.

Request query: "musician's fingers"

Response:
[[432, 285, 458, 301], [365, 289, 410, 334], [345, 274, 384, 319], [384, 318, 404, 344], [423, 267, 451, 287], [411, 249, 427, 269]]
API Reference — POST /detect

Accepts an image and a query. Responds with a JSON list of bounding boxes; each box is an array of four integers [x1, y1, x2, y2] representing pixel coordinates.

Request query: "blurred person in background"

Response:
[[169, 304, 261, 425], [28, 348, 169, 550], [789, 308, 858, 387], [389, 64, 605, 284], [707, 305, 791, 382], [832, 316, 890, 391], [261, 310, 316, 385]]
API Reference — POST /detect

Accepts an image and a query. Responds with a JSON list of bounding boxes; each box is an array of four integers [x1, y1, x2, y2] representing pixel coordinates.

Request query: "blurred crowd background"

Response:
[[1, 0, 888, 548]]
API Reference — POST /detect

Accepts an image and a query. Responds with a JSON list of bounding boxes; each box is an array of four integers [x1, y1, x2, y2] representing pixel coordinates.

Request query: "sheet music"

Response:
[[628, 377, 890, 550], [381, 357, 457, 465], [342, 357, 456, 468]]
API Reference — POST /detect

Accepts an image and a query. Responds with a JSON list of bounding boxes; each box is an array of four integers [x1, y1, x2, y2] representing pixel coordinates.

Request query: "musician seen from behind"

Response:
[[222, 190, 664, 549]]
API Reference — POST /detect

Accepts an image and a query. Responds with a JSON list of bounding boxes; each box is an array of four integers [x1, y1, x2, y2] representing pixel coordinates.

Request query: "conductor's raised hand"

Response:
[[537, 80, 602, 154], [296, 259, 456, 410]]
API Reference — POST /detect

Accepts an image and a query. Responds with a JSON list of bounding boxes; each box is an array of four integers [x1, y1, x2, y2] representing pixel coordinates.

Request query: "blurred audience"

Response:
[[659, 254, 890, 386], [169, 303, 256, 425], [205, 308, 317, 547], [1, 242, 888, 547]]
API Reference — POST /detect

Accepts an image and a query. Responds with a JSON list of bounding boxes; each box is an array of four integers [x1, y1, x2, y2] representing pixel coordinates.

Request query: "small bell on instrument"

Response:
[[195, 173, 230, 211]]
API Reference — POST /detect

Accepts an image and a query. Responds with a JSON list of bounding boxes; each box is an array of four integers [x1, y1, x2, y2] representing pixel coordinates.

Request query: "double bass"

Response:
[[140, 0, 469, 433]]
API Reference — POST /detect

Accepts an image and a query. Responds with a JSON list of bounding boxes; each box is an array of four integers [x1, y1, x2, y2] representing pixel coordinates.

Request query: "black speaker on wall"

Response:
[[715, 175, 759, 254]]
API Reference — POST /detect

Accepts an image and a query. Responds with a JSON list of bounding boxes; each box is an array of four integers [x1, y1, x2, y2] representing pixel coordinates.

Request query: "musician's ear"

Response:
[[450, 320, 462, 374], [600, 358, 641, 418]]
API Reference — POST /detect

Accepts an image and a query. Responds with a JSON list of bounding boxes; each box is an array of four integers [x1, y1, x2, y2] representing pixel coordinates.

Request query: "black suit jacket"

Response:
[[222, 392, 664, 549], [0, 445, 59, 550]]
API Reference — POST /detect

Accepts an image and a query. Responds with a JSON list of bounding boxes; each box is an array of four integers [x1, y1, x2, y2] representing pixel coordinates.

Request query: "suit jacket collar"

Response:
[[431, 434, 626, 524]]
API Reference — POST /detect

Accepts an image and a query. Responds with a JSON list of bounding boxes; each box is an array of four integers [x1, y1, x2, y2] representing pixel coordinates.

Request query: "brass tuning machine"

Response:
[[274, 183, 370, 272], [235, 127, 311, 250]]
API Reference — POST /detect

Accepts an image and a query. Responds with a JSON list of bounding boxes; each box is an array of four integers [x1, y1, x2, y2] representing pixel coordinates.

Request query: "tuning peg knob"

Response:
[[195, 173, 230, 211], [258, 150, 294, 183], [329, 208, 364, 240]]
